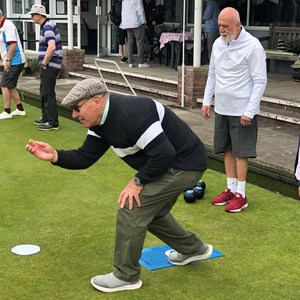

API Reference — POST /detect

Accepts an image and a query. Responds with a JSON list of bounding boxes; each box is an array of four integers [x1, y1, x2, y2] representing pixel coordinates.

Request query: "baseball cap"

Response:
[[27, 4, 47, 17], [62, 78, 108, 107]]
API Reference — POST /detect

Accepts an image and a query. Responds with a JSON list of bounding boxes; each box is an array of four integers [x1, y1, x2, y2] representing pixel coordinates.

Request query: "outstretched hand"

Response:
[[26, 139, 58, 163]]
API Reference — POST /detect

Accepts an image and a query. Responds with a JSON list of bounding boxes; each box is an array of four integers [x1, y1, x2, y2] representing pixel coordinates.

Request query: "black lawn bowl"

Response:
[[184, 189, 197, 203], [196, 180, 206, 191], [192, 186, 205, 199]]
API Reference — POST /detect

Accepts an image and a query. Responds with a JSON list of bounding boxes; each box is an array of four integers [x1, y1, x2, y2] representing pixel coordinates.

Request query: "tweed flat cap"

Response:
[[62, 78, 107, 107]]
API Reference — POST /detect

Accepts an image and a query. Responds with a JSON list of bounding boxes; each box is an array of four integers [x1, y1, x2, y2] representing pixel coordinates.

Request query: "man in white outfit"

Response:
[[120, 0, 149, 68], [201, 7, 267, 212]]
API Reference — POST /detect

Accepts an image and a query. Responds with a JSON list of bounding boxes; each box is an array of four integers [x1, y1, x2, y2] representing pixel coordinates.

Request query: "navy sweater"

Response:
[[55, 95, 207, 184]]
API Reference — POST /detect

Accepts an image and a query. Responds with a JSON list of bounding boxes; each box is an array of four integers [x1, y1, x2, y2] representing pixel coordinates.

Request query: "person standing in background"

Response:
[[203, 0, 220, 62], [27, 4, 62, 131], [201, 8, 267, 213], [0, 9, 26, 120], [118, 28, 128, 63], [109, 0, 128, 63], [143, 0, 156, 61], [120, 0, 149, 68]]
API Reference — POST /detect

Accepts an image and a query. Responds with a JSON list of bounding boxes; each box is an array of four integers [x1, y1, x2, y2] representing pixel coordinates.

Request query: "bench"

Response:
[[259, 24, 300, 71]]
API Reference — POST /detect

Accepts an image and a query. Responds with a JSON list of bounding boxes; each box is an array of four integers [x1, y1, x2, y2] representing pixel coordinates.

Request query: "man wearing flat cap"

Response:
[[26, 78, 213, 292], [27, 4, 62, 131]]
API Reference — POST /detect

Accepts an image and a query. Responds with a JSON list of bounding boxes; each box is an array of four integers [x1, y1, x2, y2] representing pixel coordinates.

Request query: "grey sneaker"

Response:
[[168, 244, 213, 266], [91, 272, 142, 293]]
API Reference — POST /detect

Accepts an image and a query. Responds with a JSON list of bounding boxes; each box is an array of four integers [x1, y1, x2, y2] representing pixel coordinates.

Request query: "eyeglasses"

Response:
[[71, 99, 90, 112]]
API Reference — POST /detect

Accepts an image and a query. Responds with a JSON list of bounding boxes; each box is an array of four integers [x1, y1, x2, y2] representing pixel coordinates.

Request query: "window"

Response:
[[187, 0, 194, 24], [26, 21, 36, 50], [12, 0, 22, 14], [41, 0, 50, 14], [250, 0, 300, 27], [162, 0, 195, 25], [57, 23, 78, 46], [218, 0, 300, 27], [163, 0, 181, 23]]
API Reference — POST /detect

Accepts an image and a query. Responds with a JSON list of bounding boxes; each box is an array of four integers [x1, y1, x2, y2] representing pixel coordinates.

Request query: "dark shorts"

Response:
[[213, 112, 258, 158], [1, 63, 24, 89], [118, 28, 127, 45]]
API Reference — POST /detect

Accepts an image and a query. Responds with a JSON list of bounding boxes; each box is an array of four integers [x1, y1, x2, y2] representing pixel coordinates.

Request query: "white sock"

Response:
[[227, 178, 237, 193], [237, 181, 246, 197]]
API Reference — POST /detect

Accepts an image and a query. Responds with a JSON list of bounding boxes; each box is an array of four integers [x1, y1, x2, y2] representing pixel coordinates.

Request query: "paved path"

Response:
[[17, 59, 299, 177]]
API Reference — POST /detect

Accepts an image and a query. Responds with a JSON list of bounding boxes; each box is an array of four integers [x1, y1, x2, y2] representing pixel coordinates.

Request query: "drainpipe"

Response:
[[181, 0, 186, 107], [193, 0, 202, 67], [67, 0, 73, 49], [6, 1, 12, 16], [97, 0, 100, 57]]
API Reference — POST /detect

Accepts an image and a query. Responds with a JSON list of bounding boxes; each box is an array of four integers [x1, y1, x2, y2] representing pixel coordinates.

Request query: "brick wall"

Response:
[[177, 65, 209, 108], [60, 49, 85, 78]]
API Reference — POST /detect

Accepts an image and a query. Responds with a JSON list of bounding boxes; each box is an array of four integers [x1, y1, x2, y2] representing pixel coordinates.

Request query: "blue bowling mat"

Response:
[[139, 244, 224, 271]]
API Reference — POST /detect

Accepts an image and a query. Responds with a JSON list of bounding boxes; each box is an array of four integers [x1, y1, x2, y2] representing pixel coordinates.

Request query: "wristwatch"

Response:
[[134, 177, 143, 186]]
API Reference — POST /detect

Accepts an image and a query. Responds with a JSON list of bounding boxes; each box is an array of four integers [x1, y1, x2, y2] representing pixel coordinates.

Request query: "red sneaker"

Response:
[[211, 188, 235, 206], [225, 193, 248, 212]]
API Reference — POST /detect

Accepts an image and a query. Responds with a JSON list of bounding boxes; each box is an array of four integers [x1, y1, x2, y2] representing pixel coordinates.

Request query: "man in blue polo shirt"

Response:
[[27, 4, 62, 131], [0, 9, 26, 120]]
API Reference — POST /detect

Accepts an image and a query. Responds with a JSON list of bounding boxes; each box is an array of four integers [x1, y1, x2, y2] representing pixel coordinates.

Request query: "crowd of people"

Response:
[[0, 2, 299, 295], [0, 4, 62, 131]]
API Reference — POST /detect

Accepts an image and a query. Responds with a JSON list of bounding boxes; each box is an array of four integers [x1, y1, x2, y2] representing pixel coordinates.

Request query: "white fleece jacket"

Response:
[[120, 0, 146, 29], [203, 27, 267, 118]]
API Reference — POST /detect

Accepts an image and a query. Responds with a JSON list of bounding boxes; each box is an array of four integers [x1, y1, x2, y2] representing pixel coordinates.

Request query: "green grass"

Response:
[[0, 101, 299, 300]]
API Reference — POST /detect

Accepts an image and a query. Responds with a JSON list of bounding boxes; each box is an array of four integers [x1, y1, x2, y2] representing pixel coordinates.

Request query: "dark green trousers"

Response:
[[113, 168, 207, 282]]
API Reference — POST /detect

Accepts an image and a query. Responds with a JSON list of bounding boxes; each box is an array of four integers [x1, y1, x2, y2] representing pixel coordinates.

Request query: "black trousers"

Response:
[[39, 66, 60, 127]]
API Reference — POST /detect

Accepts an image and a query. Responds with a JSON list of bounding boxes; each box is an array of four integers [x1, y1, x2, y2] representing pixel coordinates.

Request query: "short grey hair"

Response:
[[0, 9, 3, 17]]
